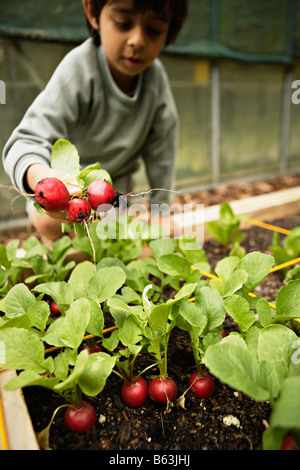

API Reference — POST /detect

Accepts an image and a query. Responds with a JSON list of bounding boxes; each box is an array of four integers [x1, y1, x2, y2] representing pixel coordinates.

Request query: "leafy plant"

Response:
[[202, 279, 300, 449], [0, 235, 75, 299], [1, 161, 300, 449], [0, 260, 129, 414], [269, 228, 300, 284], [205, 202, 245, 248]]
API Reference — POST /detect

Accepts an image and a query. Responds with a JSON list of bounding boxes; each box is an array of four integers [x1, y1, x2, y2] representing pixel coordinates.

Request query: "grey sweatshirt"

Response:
[[2, 38, 178, 204]]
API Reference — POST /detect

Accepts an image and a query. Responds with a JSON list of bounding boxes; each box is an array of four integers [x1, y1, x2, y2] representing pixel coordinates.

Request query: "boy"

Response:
[[2, 0, 188, 241]]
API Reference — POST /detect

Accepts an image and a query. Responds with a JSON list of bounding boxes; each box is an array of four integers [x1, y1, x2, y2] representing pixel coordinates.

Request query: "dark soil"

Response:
[[3, 174, 300, 452], [173, 172, 300, 209], [22, 211, 300, 452]]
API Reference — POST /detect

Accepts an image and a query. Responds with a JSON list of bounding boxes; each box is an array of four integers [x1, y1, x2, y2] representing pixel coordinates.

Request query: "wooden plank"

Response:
[[0, 370, 39, 450], [173, 186, 300, 241]]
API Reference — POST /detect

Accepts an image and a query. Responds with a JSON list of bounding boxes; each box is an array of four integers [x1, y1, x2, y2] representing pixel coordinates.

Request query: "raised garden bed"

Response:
[[0, 170, 300, 452], [23, 212, 300, 451]]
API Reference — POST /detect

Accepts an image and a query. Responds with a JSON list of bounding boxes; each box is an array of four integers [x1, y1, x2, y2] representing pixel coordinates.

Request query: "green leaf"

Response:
[[173, 283, 197, 301], [237, 251, 274, 293], [256, 298, 273, 327], [53, 349, 89, 393], [203, 341, 270, 401], [195, 286, 226, 330], [33, 281, 74, 313], [53, 352, 69, 380], [50, 236, 73, 263], [157, 253, 191, 277], [118, 315, 143, 347], [4, 370, 59, 391], [78, 353, 116, 396], [262, 427, 286, 451], [42, 316, 65, 347], [275, 280, 300, 318], [222, 269, 248, 297], [215, 256, 240, 282], [102, 329, 119, 352], [4, 284, 36, 318], [224, 294, 256, 332], [28, 300, 50, 331], [179, 300, 207, 329], [68, 261, 95, 299], [257, 324, 299, 386], [51, 139, 81, 178], [0, 327, 52, 373], [142, 284, 154, 318], [88, 267, 126, 303], [258, 360, 280, 399], [85, 298, 104, 337], [149, 303, 173, 333], [113, 286, 142, 305], [80, 168, 113, 189], [270, 376, 300, 430], [149, 239, 177, 260], [0, 315, 32, 331], [205, 202, 242, 247], [58, 298, 91, 349]]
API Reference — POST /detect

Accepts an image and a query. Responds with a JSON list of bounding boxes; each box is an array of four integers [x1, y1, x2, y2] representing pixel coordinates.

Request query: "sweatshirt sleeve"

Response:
[[2, 42, 94, 193], [140, 62, 179, 205]]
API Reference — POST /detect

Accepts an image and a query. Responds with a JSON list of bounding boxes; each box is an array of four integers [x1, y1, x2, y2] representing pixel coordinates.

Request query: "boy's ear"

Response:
[[82, 0, 99, 30]]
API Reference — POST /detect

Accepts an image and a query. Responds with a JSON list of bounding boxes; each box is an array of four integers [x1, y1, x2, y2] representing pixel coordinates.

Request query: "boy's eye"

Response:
[[114, 21, 163, 38], [147, 27, 162, 37], [115, 20, 131, 30]]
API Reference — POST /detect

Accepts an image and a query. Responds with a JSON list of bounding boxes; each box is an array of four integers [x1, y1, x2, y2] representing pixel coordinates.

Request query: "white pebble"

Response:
[[223, 415, 240, 428]]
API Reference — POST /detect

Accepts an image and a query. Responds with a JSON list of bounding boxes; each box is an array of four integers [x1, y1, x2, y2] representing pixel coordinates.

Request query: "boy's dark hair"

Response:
[[85, 0, 188, 47]]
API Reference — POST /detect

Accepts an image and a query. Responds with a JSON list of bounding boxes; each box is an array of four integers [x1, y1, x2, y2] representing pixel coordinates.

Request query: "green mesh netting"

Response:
[[0, 0, 87, 42], [0, 0, 299, 62], [167, 0, 298, 63]]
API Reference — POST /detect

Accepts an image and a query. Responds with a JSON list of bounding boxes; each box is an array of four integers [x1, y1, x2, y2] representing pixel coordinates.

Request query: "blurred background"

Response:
[[0, 0, 300, 226]]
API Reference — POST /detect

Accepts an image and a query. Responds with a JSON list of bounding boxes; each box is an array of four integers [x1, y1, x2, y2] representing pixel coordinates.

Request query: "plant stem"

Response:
[[73, 385, 82, 408], [83, 219, 96, 271], [136, 361, 158, 379]]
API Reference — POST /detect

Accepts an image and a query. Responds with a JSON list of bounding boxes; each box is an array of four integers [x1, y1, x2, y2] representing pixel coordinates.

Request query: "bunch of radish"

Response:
[[34, 177, 116, 223], [120, 376, 178, 408]]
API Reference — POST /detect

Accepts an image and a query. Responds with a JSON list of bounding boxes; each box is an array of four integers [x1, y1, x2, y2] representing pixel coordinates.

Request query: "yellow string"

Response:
[[269, 257, 300, 273], [245, 218, 291, 235]]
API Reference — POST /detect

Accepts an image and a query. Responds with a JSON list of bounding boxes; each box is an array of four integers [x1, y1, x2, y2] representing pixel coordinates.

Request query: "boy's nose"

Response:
[[127, 26, 146, 49]]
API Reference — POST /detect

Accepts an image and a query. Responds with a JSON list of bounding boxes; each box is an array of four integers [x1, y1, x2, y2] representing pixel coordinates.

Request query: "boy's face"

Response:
[[97, 0, 171, 93]]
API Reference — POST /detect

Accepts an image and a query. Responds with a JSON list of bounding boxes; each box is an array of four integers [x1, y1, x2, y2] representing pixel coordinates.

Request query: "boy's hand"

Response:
[[27, 163, 81, 221]]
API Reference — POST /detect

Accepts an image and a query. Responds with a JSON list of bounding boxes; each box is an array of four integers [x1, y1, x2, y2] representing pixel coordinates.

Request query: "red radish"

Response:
[[64, 401, 97, 434], [86, 180, 115, 210], [67, 198, 91, 223], [50, 301, 61, 316], [121, 377, 148, 408], [281, 435, 298, 450], [148, 377, 177, 404], [82, 343, 103, 354], [35, 177, 70, 212], [188, 372, 216, 399]]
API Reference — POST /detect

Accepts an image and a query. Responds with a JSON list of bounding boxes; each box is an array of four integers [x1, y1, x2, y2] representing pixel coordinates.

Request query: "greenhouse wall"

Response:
[[0, 0, 300, 224]]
